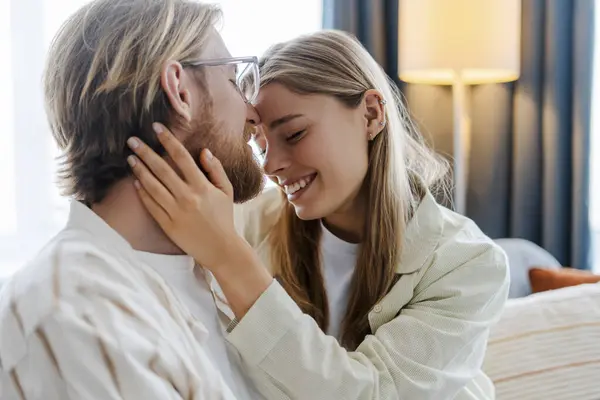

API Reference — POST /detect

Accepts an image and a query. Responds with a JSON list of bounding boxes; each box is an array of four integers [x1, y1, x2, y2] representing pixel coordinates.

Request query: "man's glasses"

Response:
[[182, 56, 260, 104]]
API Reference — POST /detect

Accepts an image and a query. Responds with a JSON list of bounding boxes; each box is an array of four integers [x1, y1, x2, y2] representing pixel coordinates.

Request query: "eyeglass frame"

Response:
[[181, 56, 260, 104]]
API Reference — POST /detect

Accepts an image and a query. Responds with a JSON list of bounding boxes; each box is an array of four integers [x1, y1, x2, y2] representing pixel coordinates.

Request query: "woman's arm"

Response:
[[226, 245, 508, 400], [126, 125, 509, 399]]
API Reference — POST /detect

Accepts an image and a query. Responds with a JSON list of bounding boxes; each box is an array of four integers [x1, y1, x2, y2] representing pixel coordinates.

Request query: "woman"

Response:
[[128, 30, 509, 399]]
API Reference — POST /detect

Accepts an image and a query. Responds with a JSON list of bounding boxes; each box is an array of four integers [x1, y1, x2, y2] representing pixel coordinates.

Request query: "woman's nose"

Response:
[[262, 144, 291, 176]]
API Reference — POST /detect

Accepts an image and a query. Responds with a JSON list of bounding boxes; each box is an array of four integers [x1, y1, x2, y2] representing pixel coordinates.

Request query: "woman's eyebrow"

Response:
[[269, 114, 304, 130]]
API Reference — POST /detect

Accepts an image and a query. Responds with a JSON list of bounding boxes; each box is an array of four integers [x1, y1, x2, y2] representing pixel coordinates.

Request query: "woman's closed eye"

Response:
[[286, 129, 306, 143], [256, 129, 306, 157]]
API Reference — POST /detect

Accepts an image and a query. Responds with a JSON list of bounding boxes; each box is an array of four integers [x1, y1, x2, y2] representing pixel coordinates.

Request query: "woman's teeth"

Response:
[[283, 176, 313, 195]]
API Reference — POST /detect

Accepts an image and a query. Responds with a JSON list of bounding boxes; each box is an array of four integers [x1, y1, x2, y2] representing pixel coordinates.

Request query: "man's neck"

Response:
[[91, 178, 184, 255]]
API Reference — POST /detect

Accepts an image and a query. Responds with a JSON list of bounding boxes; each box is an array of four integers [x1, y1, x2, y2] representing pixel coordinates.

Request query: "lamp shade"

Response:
[[398, 0, 521, 85]]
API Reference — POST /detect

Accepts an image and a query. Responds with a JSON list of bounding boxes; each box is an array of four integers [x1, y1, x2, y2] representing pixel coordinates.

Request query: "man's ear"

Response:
[[363, 89, 386, 141], [161, 60, 193, 122]]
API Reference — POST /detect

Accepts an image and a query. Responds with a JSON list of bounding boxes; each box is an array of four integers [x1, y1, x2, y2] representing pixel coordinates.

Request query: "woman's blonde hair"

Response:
[[257, 30, 450, 349], [44, 0, 220, 203]]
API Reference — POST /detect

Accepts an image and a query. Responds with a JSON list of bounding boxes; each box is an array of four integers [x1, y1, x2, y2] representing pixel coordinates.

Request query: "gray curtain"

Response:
[[323, 0, 594, 269], [323, 0, 399, 79]]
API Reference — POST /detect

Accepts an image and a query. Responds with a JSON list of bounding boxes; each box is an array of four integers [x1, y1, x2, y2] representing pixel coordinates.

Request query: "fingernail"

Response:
[[205, 149, 213, 160], [127, 137, 139, 149], [134, 180, 141, 190], [127, 155, 137, 167], [153, 123, 164, 135]]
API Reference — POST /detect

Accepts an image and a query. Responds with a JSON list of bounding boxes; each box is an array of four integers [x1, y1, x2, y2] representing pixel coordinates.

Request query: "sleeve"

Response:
[[2, 290, 220, 400], [226, 243, 510, 400]]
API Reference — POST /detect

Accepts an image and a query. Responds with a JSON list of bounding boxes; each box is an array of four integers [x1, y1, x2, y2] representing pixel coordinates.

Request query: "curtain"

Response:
[[323, 0, 595, 269], [323, 0, 399, 80], [469, 0, 594, 270]]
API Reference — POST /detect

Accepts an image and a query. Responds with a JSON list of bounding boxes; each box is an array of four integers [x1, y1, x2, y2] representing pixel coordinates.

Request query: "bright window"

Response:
[[215, 0, 322, 57], [590, 3, 600, 272], [0, 0, 322, 278], [0, 0, 16, 236]]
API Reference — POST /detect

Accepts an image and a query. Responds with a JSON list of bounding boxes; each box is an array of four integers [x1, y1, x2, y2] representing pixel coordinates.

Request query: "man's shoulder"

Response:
[[0, 227, 159, 372], [0, 228, 135, 349], [5, 227, 127, 295]]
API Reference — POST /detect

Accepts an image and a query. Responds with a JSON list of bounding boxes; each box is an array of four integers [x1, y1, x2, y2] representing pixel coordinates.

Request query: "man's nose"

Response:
[[246, 103, 261, 126]]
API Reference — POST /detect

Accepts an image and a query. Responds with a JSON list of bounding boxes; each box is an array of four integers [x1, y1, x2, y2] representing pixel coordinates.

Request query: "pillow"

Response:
[[483, 283, 600, 400], [495, 238, 561, 298], [529, 267, 600, 293]]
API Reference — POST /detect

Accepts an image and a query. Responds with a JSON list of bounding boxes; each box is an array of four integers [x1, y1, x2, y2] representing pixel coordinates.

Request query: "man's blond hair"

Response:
[[44, 0, 220, 203]]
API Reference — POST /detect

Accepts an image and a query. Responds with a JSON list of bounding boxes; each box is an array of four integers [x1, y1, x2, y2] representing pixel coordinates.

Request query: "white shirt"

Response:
[[137, 251, 259, 400], [320, 222, 358, 340], [0, 201, 238, 399]]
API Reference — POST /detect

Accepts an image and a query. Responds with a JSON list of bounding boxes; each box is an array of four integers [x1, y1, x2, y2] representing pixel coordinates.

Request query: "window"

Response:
[[215, 0, 322, 57], [0, 0, 60, 278], [591, 4, 600, 272], [0, 0, 15, 237], [0, 0, 322, 278]]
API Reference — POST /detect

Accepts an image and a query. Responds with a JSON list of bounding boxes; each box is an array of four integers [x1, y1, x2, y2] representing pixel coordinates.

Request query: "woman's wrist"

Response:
[[208, 235, 274, 319]]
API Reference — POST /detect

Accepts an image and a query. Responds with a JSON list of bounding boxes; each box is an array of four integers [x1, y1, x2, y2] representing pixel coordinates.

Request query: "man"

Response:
[[0, 0, 264, 398]]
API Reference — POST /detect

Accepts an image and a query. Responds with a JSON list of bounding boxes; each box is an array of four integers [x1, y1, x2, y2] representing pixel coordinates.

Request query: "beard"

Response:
[[179, 116, 265, 204]]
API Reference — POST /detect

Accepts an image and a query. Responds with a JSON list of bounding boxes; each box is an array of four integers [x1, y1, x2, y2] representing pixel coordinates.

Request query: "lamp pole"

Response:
[[398, 0, 521, 215], [452, 71, 470, 215]]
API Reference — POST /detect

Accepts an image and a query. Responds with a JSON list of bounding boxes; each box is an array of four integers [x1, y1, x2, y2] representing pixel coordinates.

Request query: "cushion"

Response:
[[494, 238, 561, 298], [529, 267, 600, 293], [483, 283, 600, 400]]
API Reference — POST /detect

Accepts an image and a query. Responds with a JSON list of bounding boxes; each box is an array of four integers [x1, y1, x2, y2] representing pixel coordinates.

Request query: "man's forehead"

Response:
[[200, 28, 232, 60]]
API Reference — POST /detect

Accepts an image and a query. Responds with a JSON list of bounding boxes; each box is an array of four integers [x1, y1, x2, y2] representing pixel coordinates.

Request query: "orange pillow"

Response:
[[529, 267, 600, 293]]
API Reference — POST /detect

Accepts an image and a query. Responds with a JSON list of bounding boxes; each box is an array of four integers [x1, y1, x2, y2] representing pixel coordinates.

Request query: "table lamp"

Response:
[[398, 0, 521, 214]]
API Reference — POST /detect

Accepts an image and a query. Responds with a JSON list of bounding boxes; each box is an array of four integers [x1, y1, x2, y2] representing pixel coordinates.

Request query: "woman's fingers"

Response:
[[128, 155, 177, 213], [152, 123, 211, 189], [200, 149, 234, 199], [133, 179, 172, 229], [127, 136, 188, 198]]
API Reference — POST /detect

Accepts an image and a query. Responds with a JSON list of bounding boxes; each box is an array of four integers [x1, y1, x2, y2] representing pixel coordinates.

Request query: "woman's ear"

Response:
[[363, 89, 386, 141], [160, 60, 193, 122]]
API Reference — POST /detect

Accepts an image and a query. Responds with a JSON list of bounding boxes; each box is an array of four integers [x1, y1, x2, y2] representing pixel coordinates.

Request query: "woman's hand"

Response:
[[126, 123, 240, 269], [126, 123, 273, 318]]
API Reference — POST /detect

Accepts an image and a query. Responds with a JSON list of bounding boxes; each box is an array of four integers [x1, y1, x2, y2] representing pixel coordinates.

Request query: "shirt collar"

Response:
[[66, 200, 135, 256], [66, 200, 197, 270], [136, 251, 195, 273], [396, 188, 444, 274]]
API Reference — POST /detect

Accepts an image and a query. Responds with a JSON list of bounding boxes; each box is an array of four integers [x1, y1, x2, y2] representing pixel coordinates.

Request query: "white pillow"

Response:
[[483, 283, 600, 400]]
